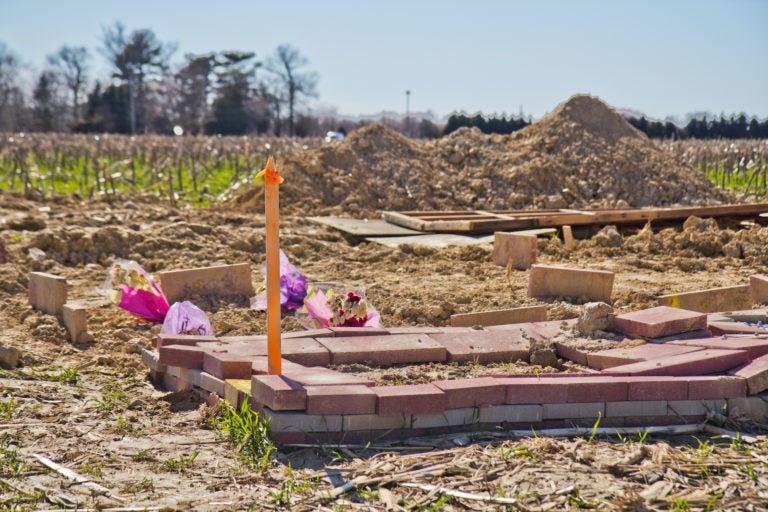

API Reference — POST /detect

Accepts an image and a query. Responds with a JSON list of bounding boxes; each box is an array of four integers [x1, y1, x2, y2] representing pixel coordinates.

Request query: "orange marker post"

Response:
[[256, 156, 284, 374]]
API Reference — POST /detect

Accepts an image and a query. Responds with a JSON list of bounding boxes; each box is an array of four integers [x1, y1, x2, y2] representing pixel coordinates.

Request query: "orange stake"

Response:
[[257, 156, 284, 374]]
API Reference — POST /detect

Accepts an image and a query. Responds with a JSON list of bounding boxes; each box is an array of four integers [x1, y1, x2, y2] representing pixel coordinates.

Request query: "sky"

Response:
[[2, 0, 767, 122]]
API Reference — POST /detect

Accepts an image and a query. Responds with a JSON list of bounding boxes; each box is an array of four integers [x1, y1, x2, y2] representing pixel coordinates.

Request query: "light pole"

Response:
[[405, 89, 411, 137]]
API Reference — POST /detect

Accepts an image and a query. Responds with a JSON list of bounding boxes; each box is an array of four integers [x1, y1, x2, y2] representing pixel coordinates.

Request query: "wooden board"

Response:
[[365, 234, 494, 248], [308, 216, 425, 236], [382, 204, 768, 234]]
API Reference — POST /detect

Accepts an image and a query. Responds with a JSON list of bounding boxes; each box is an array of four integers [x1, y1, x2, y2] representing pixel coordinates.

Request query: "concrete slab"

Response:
[[366, 233, 494, 248], [308, 216, 424, 236]]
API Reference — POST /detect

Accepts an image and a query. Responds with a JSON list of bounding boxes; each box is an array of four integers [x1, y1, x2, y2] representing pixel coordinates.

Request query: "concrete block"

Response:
[[587, 343, 703, 370], [28, 271, 67, 316], [156, 262, 253, 304], [686, 376, 746, 399], [305, 385, 377, 415], [668, 399, 726, 417], [411, 407, 478, 429], [602, 349, 750, 376], [658, 284, 752, 313], [605, 400, 667, 417], [614, 306, 706, 339], [730, 354, 768, 394], [374, 384, 446, 415], [141, 349, 165, 372], [343, 413, 407, 432], [200, 372, 225, 396], [727, 395, 768, 422], [159, 344, 208, 368], [477, 404, 542, 423], [542, 402, 604, 419], [62, 303, 88, 343], [528, 264, 614, 302], [750, 274, 768, 305], [203, 351, 253, 380], [262, 408, 343, 433], [434, 378, 507, 408], [427, 330, 529, 364], [187, 368, 203, 388], [492, 232, 537, 269], [626, 377, 688, 401], [450, 305, 547, 327], [251, 374, 307, 411], [318, 334, 446, 365]]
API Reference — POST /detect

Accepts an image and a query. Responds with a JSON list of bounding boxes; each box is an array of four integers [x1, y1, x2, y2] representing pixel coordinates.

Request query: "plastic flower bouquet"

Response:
[[98, 259, 170, 323], [296, 282, 381, 329], [251, 249, 308, 311]]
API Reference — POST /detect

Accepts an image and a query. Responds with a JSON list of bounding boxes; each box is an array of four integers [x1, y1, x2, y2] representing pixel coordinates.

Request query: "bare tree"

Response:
[[47, 45, 89, 125], [0, 42, 22, 130], [265, 44, 318, 136]]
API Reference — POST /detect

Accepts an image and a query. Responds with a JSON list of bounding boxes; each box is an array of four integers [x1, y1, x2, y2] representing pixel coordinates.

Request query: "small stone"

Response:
[[0, 345, 21, 368], [578, 302, 614, 335]]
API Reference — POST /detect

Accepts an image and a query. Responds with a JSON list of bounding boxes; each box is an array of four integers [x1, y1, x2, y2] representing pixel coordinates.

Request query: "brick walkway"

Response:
[[143, 306, 768, 445]]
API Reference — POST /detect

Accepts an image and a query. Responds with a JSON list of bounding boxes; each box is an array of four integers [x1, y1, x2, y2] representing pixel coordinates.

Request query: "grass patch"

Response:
[[212, 400, 275, 470]]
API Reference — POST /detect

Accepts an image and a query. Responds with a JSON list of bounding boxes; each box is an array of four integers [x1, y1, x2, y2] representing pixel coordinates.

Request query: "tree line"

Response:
[[0, 23, 320, 136], [627, 114, 768, 140]]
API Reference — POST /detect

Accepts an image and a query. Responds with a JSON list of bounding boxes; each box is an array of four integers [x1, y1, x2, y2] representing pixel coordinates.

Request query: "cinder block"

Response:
[[374, 384, 446, 415], [528, 264, 614, 302], [602, 349, 750, 377], [342, 413, 407, 432], [686, 376, 746, 399], [542, 402, 604, 419], [614, 306, 707, 339], [658, 285, 752, 313], [411, 407, 478, 429], [427, 330, 529, 364], [156, 262, 253, 304], [750, 274, 768, 305], [62, 303, 88, 343], [434, 378, 507, 408], [141, 349, 165, 372], [159, 344, 209, 368], [251, 374, 307, 411], [478, 404, 542, 423], [605, 400, 667, 417], [587, 343, 703, 370], [505, 377, 568, 404], [626, 377, 687, 401], [317, 334, 446, 366], [305, 385, 377, 415], [668, 399, 726, 417], [450, 305, 547, 327], [493, 232, 537, 269], [28, 271, 67, 316], [203, 351, 253, 380], [262, 407, 343, 433], [730, 354, 768, 395], [200, 371, 225, 396]]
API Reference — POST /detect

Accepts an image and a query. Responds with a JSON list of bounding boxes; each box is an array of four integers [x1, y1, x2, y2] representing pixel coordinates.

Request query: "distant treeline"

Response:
[[441, 112, 768, 139]]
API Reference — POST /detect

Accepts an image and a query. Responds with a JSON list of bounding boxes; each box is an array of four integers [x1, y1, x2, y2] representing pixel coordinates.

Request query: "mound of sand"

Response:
[[227, 94, 732, 217]]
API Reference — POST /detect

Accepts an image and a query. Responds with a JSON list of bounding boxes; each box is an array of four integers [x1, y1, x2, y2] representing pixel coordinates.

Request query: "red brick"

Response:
[[601, 349, 750, 376], [557, 376, 628, 402], [554, 343, 589, 365], [626, 377, 688, 401], [708, 321, 768, 336], [750, 274, 768, 305], [686, 376, 746, 399], [433, 378, 507, 408], [505, 377, 569, 404], [587, 343, 703, 370], [202, 351, 253, 379], [374, 384, 446, 415], [450, 305, 547, 328], [158, 344, 209, 368], [528, 264, 614, 303], [318, 334, 446, 365], [250, 356, 305, 375], [670, 336, 768, 360], [62, 303, 88, 343], [283, 328, 334, 339], [251, 374, 307, 411], [156, 262, 253, 304], [658, 284, 752, 313], [614, 306, 706, 339], [282, 366, 375, 387], [327, 327, 390, 336], [155, 333, 219, 348], [427, 330, 529, 364], [493, 232, 537, 269], [281, 338, 331, 366], [28, 271, 67, 316], [305, 385, 376, 415], [730, 354, 768, 394]]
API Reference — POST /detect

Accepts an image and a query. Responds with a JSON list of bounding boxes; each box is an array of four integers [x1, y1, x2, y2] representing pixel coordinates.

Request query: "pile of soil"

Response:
[[228, 94, 732, 217]]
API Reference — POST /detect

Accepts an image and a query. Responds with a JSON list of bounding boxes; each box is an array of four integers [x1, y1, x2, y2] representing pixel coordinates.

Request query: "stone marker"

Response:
[[528, 264, 614, 302], [492, 232, 537, 269], [156, 262, 253, 304], [751, 274, 768, 305], [28, 271, 67, 316], [62, 303, 89, 343], [562, 225, 577, 250], [450, 305, 547, 327], [658, 284, 752, 313]]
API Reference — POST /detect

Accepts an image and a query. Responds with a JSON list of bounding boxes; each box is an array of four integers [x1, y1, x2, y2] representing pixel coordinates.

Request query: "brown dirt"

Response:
[[1, 95, 767, 510]]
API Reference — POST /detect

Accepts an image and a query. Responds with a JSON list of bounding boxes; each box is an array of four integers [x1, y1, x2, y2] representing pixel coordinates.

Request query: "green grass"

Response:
[[212, 400, 275, 470]]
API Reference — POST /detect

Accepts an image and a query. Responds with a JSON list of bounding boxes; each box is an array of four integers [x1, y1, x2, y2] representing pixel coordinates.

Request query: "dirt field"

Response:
[[1, 95, 768, 510]]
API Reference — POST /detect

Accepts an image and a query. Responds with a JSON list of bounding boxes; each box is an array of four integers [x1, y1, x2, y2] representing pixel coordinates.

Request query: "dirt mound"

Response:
[[226, 94, 732, 217]]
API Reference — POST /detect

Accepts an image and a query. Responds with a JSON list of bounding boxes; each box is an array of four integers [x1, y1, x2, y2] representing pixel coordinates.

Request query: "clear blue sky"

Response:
[[2, 0, 767, 121]]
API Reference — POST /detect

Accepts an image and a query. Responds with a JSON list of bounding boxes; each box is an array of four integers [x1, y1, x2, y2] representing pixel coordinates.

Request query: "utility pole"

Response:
[[405, 89, 411, 137]]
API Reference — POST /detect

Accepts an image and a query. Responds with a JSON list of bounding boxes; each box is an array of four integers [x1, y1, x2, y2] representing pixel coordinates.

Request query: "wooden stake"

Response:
[[259, 157, 284, 375]]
